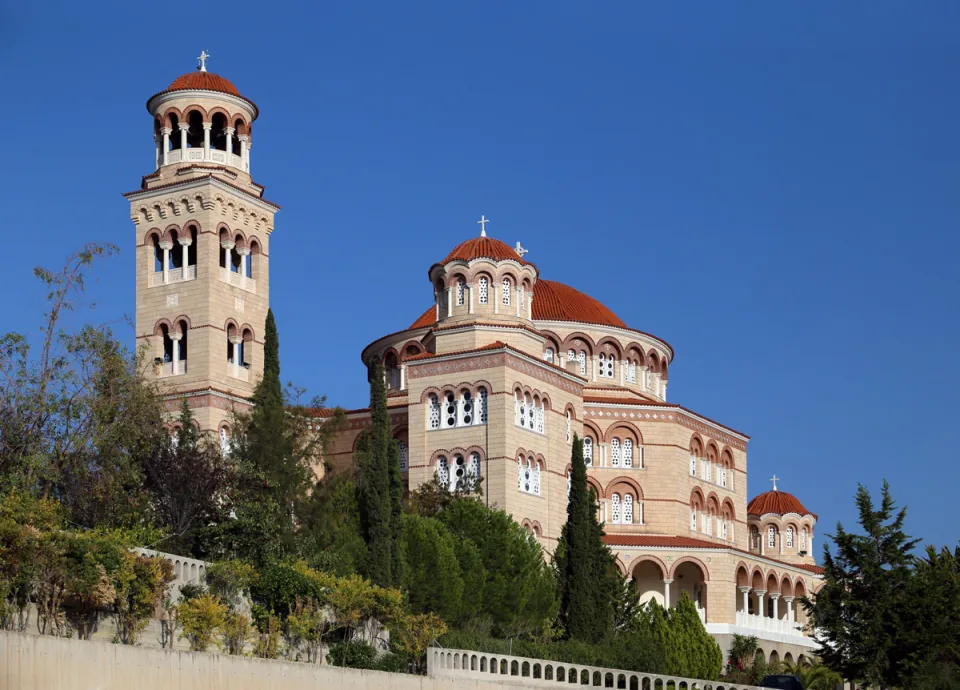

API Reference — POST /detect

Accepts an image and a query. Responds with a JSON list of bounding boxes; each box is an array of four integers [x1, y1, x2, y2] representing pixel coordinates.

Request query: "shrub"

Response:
[[205, 560, 257, 611], [220, 610, 252, 655], [177, 593, 227, 651], [252, 611, 282, 659], [328, 640, 377, 668], [113, 553, 175, 645]]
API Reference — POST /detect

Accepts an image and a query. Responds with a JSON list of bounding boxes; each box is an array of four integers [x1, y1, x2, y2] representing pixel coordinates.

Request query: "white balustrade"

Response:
[[219, 267, 257, 293], [734, 611, 802, 637], [133, 548, 207, 599], [163, 147, 247, 172], [428, 647, 764, 690], [229, 363, 250, 382], [157, 361, 187, 378], [149, 265, 196, 287]]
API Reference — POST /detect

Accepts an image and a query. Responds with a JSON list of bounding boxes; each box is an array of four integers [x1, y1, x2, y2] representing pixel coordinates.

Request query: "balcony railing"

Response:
[[157, 360, 187, 378], [165, 147, 246, 171], [149, 265, 197, 287], [735, 611, 804, 636], [228, 363, 250, 382], [220, 267, 256, 293]]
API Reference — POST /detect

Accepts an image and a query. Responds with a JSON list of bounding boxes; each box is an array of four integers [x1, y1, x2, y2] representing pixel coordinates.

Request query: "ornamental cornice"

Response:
[[125, 175, 279, 215], [146, 89, 258, 120], [407, 353, 506, 381], [610, 544, 823, 580], [676, 412, 748, 450], [160, 387, 253, 411], [504, 351, 585, 395], [533, 319, 674, 361], [584, 403, 748, 450], [749, 511, 816, 522]]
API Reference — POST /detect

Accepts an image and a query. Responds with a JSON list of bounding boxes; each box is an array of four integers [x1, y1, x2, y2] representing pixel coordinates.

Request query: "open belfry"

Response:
[[126, 52, 276, 443], [132, 56, 823, 664]]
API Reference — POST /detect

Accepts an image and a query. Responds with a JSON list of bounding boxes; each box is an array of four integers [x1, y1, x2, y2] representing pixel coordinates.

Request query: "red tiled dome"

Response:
[[166, 71, 241, 97], [748, 490, 816, 518], [408, 279, 627, 330], [439, 236, 533, 267]]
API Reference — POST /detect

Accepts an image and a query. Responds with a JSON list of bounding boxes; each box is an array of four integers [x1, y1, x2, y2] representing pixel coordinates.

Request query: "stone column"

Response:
[[739, 586, 751, 613], [178, 124, 189, 153], [468, 284, 474, 314], [170, 333, 182, 375], [179, 237, 193, 277], [225, 127, 235, 156], [592, 355, 598, 382], [239, 135, 249, 170], [159, 240, 173, 284], [161, 127, 171, 166], [662, 383, 667, 400], [154, 135, 160, 169], [237, 246, 251, 280], [769, 593, 780, 621], [663, 579, 673, 609], [203, 122, 212, 158], [400, 363, 407, 390], [783, 596, 795, 624], [245, 140, 252, 171], [754, 589, 766, 620], [515, 287, 521, 316], [229, 336, 243, 366], [446, 287, 452, 317], [220, 239, 236, 279]]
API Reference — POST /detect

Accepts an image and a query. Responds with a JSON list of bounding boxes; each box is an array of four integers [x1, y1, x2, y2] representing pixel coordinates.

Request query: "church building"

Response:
[[127, 58, 823, 665]]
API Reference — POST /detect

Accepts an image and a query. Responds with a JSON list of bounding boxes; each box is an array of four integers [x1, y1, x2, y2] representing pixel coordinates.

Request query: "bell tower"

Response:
[[124, 53, 277, 435]]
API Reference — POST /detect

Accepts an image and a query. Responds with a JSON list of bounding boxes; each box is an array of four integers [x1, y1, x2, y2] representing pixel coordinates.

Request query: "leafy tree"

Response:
[[782, 659, 844, 690], [807, 481, 921, 689], [298, 475, 367, 576], [392, 613, 448, 674], [355, 362, 402, 587], [668, 594, 722, 679], [405, 475, 481, 518], [204, 559, 257, 611], [556, 434, 614, 643], [220, 610, 252, 655], [112, 553, 175, 645], [142, 401, 230, 557], [177, 593, 227, 651]]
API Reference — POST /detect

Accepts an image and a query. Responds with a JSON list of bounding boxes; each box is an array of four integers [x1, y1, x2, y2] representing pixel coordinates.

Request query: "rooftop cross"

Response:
[[514, 241, 528, 258], [770, 474, 780, 491], [197, 50, 210, 72], [477, 215, 489, 237]]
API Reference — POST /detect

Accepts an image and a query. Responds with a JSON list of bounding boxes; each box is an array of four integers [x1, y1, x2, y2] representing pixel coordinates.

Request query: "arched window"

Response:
[[534, 397, 544, 434], [610, 438, 621, 467], [477, 387, 488, 425], [567, 349, 575, 366], [544, 348, 555, 363], [517, 456, 540, 495], [526, 394, 535, 430], [583, 437, 593, 466], [565, 411, 571, 444], [219, 427, 230, 456], [501, 278, 511, 306], [801, 527, 808, 551], [566, 471, 572, 499], [751, 527, 761, 549], [458, 390, 474, 426], [626, 361, 637, 383], [623, 439, 634, 468], [706, 509, 715, 535], [611, 494, 622, 524], [428, 394, 441, 430], [598, 353, 614, 378], [786, 526, 795, 548], [468, 452, 480, 481], [532, 461, 541, 495], [478, 277, 488, 304], [577, 351, 587, 376], [720, 465, 728, 488], [443, 392, 457, 428], [705, 459, 713, 483], [456, 279, 465, 306], [519, 285, 525, 312], [450, 454, 467, 491], [397, 441, 409, 472], [768, 526, 777, 548], [623, 494, 634, 524], [721, 517, 728, 540], [436, 456, 450, 487], [689, 453, 697, 476], [690, 507, 697, 531]]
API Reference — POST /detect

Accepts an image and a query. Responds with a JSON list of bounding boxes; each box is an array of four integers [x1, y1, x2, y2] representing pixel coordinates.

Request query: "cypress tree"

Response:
[[253, 308, 282, 408], [355, 362, 400, 587], [557, 434, 614, 643]]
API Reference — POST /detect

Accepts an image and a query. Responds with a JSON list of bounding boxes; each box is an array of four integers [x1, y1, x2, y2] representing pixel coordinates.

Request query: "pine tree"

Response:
[[355, 362, 401, 587], [556, 434, 614, 643], [807, 481, 921, 689]]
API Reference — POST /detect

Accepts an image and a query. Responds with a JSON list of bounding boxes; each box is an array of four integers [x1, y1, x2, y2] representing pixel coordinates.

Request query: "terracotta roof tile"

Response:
[[405, 341, 507, 362], [583, 394, 648, 405], [439, 236, 533, 267], [168, 71, 241, 97], [747, 491, 816, 519], [534, 279, 627, 329], [410, 306, 435, 330]]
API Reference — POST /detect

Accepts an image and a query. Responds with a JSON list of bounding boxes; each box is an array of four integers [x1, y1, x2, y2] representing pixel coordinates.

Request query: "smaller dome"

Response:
[[748, 490, 816, 519], [438, 236, 533, 267], [166, 71, 241, 97]]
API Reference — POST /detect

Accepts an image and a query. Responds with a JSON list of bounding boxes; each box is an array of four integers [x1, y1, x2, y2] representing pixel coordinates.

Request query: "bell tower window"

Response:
[[478, 277, 488, 304]]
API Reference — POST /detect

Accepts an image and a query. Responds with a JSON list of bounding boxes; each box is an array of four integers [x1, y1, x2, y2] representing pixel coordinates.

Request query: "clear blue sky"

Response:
[[1, 2, 957, 551]]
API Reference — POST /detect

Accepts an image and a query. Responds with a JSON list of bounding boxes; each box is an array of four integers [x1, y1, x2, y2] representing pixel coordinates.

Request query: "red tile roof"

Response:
[[439, 236, 533, 267], [167, 71, 241, 97], [405, 341, 507, 362], [747, 491, 816, 519], [410, 306, 435, 329], [583, 394, 648, 405], [534, 279, 628, 329]]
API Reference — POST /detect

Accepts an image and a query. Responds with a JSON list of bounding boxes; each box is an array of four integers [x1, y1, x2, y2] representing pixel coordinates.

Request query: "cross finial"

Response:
[[477, 215, 489, 237], [197, 50, 210, 72], [770, 474, 780, 491], [514, 241, 529, 258]]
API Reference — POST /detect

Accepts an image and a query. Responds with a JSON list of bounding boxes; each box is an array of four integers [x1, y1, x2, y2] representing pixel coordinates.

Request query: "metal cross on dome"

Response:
[[477, 215, 489, 237], [197, 50, 211, 72], [515, 241, 529, 258], [770, 474, 780, 491]]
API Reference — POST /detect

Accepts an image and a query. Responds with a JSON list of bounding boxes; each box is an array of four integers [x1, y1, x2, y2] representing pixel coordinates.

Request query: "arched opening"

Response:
[[168, 113, 182, 150], [231, 234, 244, 274], [632, 560, 666, 607], [232, 118, 244, 154], [169, 229, 183, 269], [241, 328, 253, 370], [672, 561, 707, 619], [248, 240, 260, 280], [384, 351, 400, 390], [177, 319, 189, 370], [186, 110, 204, 148], [210, 112, 228, 151], [160, 323, 173, 364]]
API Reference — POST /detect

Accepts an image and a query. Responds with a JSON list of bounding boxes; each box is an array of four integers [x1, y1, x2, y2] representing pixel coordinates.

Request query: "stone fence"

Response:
[[428, 648, 764, 690]]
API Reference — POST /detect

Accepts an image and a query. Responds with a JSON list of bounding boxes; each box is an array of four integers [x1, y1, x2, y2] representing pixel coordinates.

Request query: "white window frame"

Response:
[[610, 438, 621, 468], [583, 437, 593, 466], [768, 526, 777, 548], [456, 279, 465, 306], [501, 278, 511, 306], [478, 276, 488, 304]]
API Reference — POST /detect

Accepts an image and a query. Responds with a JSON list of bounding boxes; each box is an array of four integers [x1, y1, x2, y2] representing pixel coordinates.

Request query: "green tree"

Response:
[[355, 362, 401, 587], [669, 593, 722, 679], [807, 481, 921, 689], [401, 513, 464, 622], [556, 434, 614, 643], [299, 475, 367, 576], [112, 553, 175, 645]]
